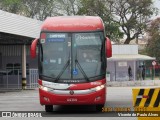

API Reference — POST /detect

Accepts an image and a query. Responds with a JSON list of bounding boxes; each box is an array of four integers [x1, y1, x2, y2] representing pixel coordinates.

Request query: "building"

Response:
[[0, 10, 42, 89], [107, 45, 155, 81]]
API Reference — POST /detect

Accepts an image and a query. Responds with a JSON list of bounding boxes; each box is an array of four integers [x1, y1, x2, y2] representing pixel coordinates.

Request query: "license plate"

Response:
[[67, 98, 77, 102]]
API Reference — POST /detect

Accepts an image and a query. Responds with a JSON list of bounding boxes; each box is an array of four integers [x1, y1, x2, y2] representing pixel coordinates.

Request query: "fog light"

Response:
[[95, 96, 101, 101], [43, 97, 50, 102]]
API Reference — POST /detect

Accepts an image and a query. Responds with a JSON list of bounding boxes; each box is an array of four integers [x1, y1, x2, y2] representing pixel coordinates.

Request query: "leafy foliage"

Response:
[[0, 0, 23, 14], [78, 0, 157, 44], [109, 0, 157, 44], [146, 17, 160, 61], [77, 0, 124, 43], [0, 0, 158, 44]]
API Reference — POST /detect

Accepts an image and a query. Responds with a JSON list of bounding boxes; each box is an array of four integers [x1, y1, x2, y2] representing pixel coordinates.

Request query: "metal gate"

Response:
[[0, 69, 38, 90], [29, 69, 38, 89]]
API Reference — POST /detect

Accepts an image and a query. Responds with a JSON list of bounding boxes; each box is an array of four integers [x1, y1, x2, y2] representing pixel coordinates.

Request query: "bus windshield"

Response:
[[39, 32, 106, 82]]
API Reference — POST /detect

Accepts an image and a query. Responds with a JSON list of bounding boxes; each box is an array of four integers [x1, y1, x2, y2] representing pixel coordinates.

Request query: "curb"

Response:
[[107, 80, 160, 87]]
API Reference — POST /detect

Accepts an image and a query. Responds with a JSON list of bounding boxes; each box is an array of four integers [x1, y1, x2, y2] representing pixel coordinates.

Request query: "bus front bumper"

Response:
[[39, 87, 106, 105]]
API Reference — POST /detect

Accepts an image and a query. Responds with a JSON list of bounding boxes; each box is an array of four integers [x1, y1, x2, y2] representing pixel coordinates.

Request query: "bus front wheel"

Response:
[[45, 105, 53, 112]]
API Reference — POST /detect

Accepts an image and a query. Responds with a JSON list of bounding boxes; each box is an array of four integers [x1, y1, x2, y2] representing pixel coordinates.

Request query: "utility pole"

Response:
[[22, 44, 27, 90]]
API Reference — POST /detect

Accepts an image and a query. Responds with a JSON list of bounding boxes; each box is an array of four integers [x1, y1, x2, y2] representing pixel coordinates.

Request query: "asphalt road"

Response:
[[0, 87, 138, 120]]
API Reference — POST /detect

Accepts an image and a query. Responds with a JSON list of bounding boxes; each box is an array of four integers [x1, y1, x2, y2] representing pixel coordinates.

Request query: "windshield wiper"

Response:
[[74, 47, 90, 82], [75, 59, 90, 82], [40, 56, 70, 82], [55, 51, 71, 82], [54, 59, 70, 82]]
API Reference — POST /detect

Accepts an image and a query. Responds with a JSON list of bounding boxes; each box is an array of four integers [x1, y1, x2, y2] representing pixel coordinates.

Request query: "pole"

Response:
[[18, 70, 19, 89], [115, 61, 116, 81], [153, 65, 155, 80], [22, 45, 27, 90]]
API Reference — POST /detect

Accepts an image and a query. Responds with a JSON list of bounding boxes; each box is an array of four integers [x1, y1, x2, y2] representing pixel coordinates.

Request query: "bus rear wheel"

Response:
[[45, 105, 53, 112], [96, 104, 104, 112]]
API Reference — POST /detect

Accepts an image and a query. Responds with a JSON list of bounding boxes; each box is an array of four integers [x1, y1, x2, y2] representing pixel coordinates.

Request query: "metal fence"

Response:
[[29, 69, 38, 89], [0, 69, 38, 90]]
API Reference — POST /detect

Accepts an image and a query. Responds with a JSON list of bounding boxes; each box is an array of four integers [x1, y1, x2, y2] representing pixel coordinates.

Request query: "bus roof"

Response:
[[41, 16, 104, 32]]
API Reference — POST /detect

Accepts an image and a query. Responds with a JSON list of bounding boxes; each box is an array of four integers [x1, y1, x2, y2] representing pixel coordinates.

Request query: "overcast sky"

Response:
[[153, 0, 160, 19]]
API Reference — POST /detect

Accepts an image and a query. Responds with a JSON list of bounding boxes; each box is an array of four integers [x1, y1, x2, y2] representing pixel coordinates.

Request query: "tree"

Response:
[[146, 17, 160, 62], [0, 0, 81, 21], [78, 0, 124, 43], [57, 0, 80, 15], [109, 0, 157, 44], [0, 0, 61, 21], [0, 0, 23, 14], [23, 0, 58, 20], [0, 0, 157, 43]]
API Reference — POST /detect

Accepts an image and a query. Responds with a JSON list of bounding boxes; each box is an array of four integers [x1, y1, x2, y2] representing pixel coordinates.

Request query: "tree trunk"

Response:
[[124, 38, 131, 44]]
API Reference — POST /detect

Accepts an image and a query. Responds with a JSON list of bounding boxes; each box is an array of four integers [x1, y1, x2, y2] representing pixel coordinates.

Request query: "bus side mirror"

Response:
[[30, 38, 39, 58], [106, 37, 112, 58]]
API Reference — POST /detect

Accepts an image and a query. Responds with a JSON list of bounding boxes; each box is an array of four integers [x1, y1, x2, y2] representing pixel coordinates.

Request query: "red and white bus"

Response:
[[31, 16, 112, 112]]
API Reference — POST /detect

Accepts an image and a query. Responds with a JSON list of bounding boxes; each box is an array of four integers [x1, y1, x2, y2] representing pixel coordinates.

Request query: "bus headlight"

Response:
[[91, 84, 105, 92], [39, 85, 52, 92], [43, 86, 48, 91], [95, 85, 105, 91]]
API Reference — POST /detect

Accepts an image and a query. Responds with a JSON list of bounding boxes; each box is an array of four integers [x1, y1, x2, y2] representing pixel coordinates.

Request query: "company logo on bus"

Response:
[[75, 34, 96, 40], [70, 90, 74, 95]]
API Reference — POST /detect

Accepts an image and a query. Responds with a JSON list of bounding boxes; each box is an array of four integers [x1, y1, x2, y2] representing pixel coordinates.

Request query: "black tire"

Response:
[[96, 104, 104, 112], [45, 105, 53, 112]]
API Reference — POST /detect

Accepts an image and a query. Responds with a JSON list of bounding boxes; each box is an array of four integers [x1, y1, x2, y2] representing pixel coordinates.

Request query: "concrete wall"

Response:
[[112, 45, 138, 55]]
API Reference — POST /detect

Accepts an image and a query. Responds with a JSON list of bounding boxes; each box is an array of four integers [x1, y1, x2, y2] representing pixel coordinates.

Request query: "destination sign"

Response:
[[46, 33, 66, 42], [48, 34, 65, 38], [47, 38, 65, 42]]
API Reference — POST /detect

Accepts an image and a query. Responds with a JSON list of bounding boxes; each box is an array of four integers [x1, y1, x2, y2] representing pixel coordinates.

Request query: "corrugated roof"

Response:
[[0, 10, 42, 38], [107, 54, 156, 61]]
